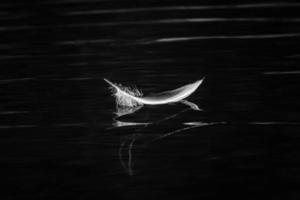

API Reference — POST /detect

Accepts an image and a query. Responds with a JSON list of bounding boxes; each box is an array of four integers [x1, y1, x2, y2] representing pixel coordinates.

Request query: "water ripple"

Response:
[[0, 111, 29, 115], [150, 33, 300, 43], [61, 18, 300, 27], [0, 125, 37, 129], [0, 77, 35, 83], [249, 122, 300, 125], [53, 123, 87, 127], [64, 3, 300, 15], [263, 71, 300, 75]]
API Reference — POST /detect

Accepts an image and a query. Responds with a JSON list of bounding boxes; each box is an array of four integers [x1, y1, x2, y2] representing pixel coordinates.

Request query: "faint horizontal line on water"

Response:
[[0, 44, 22, 50], [285, 54, 300, 58], [184, 121, 227, 126], [66, 62, 89, 66], [0, 13, 31, 20], [0, 53, 109, 60], [53, 123, 86, 127], [249, 122, 300, 125], [60, 18, 300, 27], [101, 59, 173, 64], [263, 70, 300, 75], [0, 3, 25, 7], [3, 17, 299, 32], [157, 18, 300, 23], [0, 77, 35, 83], [150, 33, 300, 43], [50, 77, 95, 81], [113, 121, 150, 128], [0, 55, 34, 60], [0, 25, 33, 31], [54, 52, 108, 57], [57, 39, 114, 45], [0, 125, 37, 129], [0, 111, 29, 115], [64, 2, 300, 15], [65, 59, 172, 65]]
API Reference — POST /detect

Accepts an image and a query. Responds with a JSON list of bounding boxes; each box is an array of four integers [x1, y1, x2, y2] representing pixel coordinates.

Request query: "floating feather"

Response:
[[104, 79, 143, 107], [104, 78, 204, 108]]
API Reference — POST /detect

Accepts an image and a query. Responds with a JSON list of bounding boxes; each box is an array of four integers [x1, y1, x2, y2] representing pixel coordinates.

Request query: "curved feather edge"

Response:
[[104, 78, 204, 107]]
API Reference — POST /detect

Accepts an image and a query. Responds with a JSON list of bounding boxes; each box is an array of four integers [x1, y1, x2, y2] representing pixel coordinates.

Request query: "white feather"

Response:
[[104, 78, 204, 107]]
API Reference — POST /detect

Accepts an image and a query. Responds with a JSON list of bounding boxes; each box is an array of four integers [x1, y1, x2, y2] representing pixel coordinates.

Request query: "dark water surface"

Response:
[[1, 1, 300, 199]]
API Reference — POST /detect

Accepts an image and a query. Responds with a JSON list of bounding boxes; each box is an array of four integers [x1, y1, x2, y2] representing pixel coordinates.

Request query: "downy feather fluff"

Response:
[[104, 78, 204, 108]]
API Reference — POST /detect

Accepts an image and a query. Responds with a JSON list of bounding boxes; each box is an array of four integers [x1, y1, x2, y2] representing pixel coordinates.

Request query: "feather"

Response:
[[104, 78, 143, 107], [104, 78, 204, 107]]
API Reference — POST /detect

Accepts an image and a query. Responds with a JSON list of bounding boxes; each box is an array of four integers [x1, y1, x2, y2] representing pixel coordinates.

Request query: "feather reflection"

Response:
[[117, 121, 225, 176], [112, 105, 226, 176]]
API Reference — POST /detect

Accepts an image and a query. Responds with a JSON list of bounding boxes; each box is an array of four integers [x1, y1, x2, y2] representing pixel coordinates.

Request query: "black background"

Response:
[[1, 1, 300, 199]]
